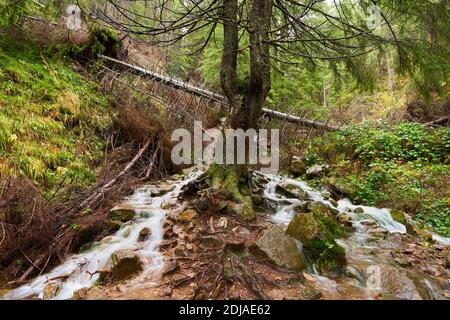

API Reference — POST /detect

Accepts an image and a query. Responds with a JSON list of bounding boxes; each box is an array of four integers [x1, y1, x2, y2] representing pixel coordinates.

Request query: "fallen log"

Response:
[[98, 54, 338, 131], [426, 116, 449, 126]]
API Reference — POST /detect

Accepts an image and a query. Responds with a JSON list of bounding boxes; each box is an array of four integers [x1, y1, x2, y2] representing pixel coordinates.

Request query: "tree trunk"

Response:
[[211, 0, 273, 221], [231, 0, 272, 130], [220, 0, 239, 114]]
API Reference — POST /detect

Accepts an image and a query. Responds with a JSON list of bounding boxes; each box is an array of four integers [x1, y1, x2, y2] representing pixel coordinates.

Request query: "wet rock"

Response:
[[336, 213, 353, 227], [43, 282, 62, 300], [307, 201, 339, 216], [253, 225, 307, 271], [354, 207, 364, 214], [290, 156, 306, 176], [286, 202, 347, 273], [306, 164, 329, 178], [302, 287, 322, 300], [345, 266, 364, 282], [110, 249, 143, 281], [227, 202, 256, 221], [152, 183, 175, 196], [286, 212, 318, 245], [367, 227, 388, 238], [109, 205, 135, 222], [328, 198, 338, 208], [106, 220, 123, 232], [177, 209, 198, 223], [161, 200, 175, 209], [390, 209, 406, 225], [138, 227, 152, 242], [366, 264, 422, 300], [275, 182, 308, 200], [72, 287, 89, 300]]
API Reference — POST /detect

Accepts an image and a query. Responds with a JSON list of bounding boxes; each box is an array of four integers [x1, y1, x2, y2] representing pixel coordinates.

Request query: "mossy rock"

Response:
[[390, 209, 406, 225], [305, 239, 346, 274], [286, 201, 348, 274], [307, 201, 339, 216], [275, 182, 308, 200], [286, 212, 319, 245], [253, 225, 307, 271], [109, 206, 135, 222], [290, 156, 306, 176]]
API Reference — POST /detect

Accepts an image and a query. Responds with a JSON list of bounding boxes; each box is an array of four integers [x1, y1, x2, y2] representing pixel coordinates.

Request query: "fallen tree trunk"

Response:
[[426, 116, 449, 126], [98, 54, 338, 131]]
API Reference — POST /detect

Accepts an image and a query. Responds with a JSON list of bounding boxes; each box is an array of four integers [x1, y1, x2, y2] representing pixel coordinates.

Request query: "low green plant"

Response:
[[303, 122, 450, 236]]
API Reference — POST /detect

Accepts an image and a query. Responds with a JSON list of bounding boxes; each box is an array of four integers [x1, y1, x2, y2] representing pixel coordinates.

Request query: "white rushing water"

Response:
[[3, 169, 204, 300], [259, 173, 449, 245], [4, 168, 449, 300]]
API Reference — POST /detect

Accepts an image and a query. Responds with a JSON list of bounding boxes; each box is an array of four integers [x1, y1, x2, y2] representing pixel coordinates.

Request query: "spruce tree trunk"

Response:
[[209, 0, 272, 221]]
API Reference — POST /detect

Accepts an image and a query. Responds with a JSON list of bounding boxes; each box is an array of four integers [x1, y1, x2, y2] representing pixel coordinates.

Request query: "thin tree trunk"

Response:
[[386, 51, 395, 93], [232, 0, 272, 130], [220, 0, 239, 113]]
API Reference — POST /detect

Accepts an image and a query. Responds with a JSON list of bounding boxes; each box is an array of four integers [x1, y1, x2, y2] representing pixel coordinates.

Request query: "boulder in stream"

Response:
[[366, 264, 423, 300], [275, 182, 308, 200], [390, 209, 407, 225], [286, 201, 348, 274], [43, 282, 62, 300], [252, 225, 307, 271], [110, 249, 144, 281], [109, 205, 136, 222]]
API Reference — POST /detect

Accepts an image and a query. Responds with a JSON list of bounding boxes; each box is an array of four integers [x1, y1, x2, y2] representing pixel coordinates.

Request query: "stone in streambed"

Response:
[[275, 182, 308, 200], [109, 205, 136, 222], [366, 264, 422, 300], [110, 249, 143, 281], [43, 282, 62, 300], [252, 225, 307, 271], [390, 209, 406, 225], [286, 212, 318, 245], [286, 201, 348, 273], [354, 207, 364, 214], [138, 227, 151, 242], [107, 219, 123, 232]]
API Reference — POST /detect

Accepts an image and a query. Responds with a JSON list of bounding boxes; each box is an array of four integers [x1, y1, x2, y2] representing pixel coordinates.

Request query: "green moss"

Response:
[[0, 40, 115, 196], [305, 239, 346, 274], [208, 163, 256, 220], [302, 122, 450, 237]]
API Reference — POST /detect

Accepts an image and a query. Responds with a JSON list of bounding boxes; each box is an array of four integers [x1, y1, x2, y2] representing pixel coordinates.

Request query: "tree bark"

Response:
[[231, 0, 272, 130], [220, 0, 239, 113]]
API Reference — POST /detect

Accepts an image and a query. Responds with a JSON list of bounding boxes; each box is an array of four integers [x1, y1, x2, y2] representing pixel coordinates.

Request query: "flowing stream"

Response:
[[259, 172, 450, 299], [4, 168, 449, 300], [3, 169, 204, 300]]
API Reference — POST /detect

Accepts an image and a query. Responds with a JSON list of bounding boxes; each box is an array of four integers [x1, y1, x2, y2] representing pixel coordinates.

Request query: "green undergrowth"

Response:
[[0, 40, 115, 197], [301, 122, 450, 236]]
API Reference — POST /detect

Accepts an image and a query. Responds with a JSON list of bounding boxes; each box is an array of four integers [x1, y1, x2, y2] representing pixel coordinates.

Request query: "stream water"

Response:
[[259, 172, 450, 299], [3, 168, 449, 300], [3, 169, 204, 300]]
